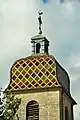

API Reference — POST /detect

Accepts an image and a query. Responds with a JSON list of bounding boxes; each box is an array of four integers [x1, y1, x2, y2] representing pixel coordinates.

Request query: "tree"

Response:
[[0, 88, 3, 120], [2, 89, 21, 120]]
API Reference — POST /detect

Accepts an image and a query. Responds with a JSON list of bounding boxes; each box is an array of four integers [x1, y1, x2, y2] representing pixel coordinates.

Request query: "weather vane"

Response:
[[38, 10, 43, 35]]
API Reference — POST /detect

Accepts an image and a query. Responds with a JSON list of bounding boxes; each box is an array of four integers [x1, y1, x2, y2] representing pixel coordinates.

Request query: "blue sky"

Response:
[[41, 0, 49, 4], [0, 0, 80, 119], [41, 0, 64, 4]]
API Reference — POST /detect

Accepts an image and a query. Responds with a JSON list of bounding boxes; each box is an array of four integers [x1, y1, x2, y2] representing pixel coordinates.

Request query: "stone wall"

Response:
[[62, 92, 72, 120], [16, 90, 60, 120]]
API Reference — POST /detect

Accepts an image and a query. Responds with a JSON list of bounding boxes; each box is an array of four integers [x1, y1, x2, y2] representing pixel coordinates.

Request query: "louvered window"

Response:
[[26, 100, 39, 120]]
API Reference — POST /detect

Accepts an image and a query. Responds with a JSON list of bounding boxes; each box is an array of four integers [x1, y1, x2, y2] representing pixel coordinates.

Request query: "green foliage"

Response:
[[3, 90, 21, 120], [0, 97, 4, 119]]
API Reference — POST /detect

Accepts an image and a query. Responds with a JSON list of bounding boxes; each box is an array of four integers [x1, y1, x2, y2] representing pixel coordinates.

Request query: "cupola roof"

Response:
[[7, 54, 70, 94]]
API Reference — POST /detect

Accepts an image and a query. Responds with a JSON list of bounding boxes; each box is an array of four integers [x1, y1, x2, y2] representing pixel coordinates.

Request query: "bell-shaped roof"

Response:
[[7, 54, 70, 93]]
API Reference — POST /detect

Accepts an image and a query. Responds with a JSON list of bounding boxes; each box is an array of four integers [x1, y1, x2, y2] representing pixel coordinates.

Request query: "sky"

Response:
[[0, 0, 80, 119]]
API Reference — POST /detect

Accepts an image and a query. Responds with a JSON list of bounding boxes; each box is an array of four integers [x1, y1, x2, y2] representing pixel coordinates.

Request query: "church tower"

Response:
[[7, 11, 76, 120]]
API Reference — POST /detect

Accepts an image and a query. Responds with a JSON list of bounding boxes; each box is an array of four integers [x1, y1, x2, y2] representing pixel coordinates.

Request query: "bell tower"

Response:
[[31, 35, 49, 55], [7, 11, 76, 120]]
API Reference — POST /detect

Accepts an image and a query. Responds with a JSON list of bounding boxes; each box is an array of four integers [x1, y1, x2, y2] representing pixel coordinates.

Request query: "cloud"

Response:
[[0, 0, 38, 87], [0, 0, 80, 119], [61, 1, 75, 16], [38, 1, 80, 119]]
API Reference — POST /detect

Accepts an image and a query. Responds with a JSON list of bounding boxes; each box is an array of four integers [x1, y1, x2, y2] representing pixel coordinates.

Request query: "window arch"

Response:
[[36, 43, 41, 53], [26, 100, 39, 120], [65, 106, 69, 120]]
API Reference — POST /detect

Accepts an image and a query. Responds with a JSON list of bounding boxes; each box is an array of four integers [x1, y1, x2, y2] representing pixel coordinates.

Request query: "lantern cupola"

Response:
[[31, 11, 49, 55]]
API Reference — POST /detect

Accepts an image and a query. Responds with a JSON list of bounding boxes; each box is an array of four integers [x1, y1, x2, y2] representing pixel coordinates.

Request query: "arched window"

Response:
[[26, 100, 39, 120], [65, 106, 68, 120], [36, 43, 41, 53]]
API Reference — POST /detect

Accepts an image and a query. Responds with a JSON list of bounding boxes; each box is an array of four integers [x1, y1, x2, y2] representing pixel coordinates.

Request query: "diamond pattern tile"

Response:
[[11, 82, 16, 87], [16, 64, 20, 68], [22, 63, 26, 67], [15, 71, 20, 76], [48, 82, 52, 86], [38, 80, 43, 84], [31, 81, 36, 85], [18, 82, 23, 86], [45, 79, 49, 84], [9, 55, 60, 90], [21, 85, 25, 89], [15, 78, 20, 83]]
